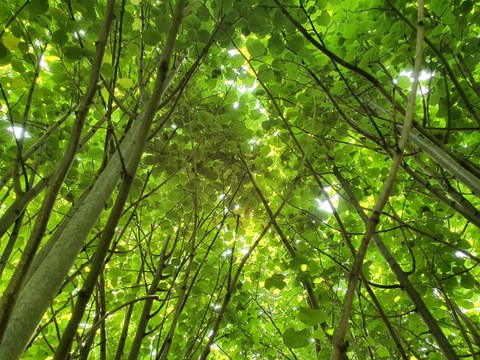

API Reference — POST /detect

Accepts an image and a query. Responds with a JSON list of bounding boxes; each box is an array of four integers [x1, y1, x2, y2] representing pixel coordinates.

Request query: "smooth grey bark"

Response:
[[0, 114, 107, 242], [0, 0, 187, 357], [0, 0, 116, 343], [413, 155, 480, 215], [405, 127, 480, 198], [0, 108, 140, 359], [23, 184, 92, 284], [57, 0, 186, 356]]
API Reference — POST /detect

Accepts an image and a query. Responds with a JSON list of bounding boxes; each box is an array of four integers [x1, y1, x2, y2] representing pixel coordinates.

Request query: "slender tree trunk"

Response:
[[333, 166, 459, 359], [0, 102, 137, 359], [0, 0, 116, 345], [0, 0, 186, 358]]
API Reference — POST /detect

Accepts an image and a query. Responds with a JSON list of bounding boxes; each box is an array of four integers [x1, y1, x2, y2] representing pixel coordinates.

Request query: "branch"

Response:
[[331, 1, 427, 358]]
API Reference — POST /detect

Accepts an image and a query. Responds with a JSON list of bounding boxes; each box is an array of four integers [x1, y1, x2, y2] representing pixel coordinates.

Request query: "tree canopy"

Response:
[[0, 0, 479, 359]]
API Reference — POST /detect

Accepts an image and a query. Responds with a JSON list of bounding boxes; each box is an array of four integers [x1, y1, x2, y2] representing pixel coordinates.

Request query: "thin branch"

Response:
[[331, 2, 428, 358]]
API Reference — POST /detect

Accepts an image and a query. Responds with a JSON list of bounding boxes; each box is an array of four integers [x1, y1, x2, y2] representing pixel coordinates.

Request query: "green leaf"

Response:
[[143, 28, 162, 46], [197, 163, 218, 180], [197, 6, 210, 22], [396, 75, 411, 89], [246, 38, 266, 58], [11, 76, 27, 90], [0, 41, 8, 59], [461, 273, 475, 289], [264, 274, 286, 290], [198, 29, 211, 44], [317, 0, 328, 10], [343, 24, 357, 38], [11, 59, 25, 73], [28, 0, 49, 14], [118, 78, 134, 89], [289, 256, 309, 272], [64, 45, 84, 60], [52, 30, 69, 46], [297, 307, 326, 326], [316, 11, 331, 26], [257, 65, 274, 83], [431, 0, 448, 16], [282, 328, 310, 348], [268, 33, 284, 56], [430, 25, 445, 37], [288, 34, 304, 53], [248, 10, 271, 35], [197, 110, 214, 124], [2, 33, 20, 50], [376, 344, 390, 357], [101, 63, 115, 79], [272, 9, 286, 27]]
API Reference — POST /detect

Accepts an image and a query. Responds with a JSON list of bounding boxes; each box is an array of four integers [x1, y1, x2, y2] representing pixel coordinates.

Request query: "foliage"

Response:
[[0, 0, 479, 359]]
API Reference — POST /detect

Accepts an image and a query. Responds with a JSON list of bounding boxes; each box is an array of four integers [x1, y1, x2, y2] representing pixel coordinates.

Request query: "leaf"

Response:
[[430, 25, 445, 37], [289, 256, 309, 272], [268, 33, 284, 56], [431, 0, 448, 16], [197, 6, 210, 22], [316, 11, 331, 27], [264, 274, 286, 290], [272, 9, 286, 27], [248, 10, 271, 35], [0, 41, 9, 59], [197, 110, 214, 124], [197, 163, 218, 180], [11, 59, 25, 73], [317, 0, 328, 10], [396, 75, 411, 89], [461, 274, 474, 289], [11, 76, 27, 90], [297, 307, 326, 326], [376, 345, 390, 357], [2, 33, 20, 50], [343, 24, 357, 39], [282, 328, 310, 348], [101, 63, 115, 78], [52, 30, 69, 46], [246, 38, 266, 58], [198, 29, 211, 44], [288, 34, 304, 53], [64, 45, 84, 60], [118, 78, 134, 89], [143, 28, 162, 46], [257, 65, 274, 83], [28, 0, 49, 14]]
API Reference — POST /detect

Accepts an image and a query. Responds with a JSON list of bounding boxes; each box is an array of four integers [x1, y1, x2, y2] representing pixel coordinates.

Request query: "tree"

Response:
[[0, 0, 479, 359]]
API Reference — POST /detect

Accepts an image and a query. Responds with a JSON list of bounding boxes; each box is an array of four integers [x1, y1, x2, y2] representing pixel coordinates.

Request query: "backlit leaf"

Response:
[[282, 328, 310, 348]]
